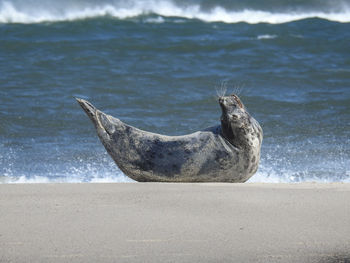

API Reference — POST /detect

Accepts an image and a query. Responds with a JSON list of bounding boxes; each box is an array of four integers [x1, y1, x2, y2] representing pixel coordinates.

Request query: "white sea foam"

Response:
[[1, 0, 350, 24], [144, 16, 165, 24], [2, 166, 349, 184], [0, 156, 134, 184], [248, 166, 350, 183], [1, 141, 349, 184], [2, 172, 349, 184], [257, 34, 277, 40], [2, 173, 133, 184]]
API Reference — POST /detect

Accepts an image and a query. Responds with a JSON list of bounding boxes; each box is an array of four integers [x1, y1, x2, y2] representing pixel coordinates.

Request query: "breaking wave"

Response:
[[248, 167, 350, 183], [1, 141, 349, 184], [1, 0, 350, 24], [2, 169, 349, 184], [1, 160, 349, 184], [0, 167, 134, 183]]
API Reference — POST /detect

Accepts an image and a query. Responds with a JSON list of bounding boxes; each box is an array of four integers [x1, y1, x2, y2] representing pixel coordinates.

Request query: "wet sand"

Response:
[[0, 183, 350, 263]]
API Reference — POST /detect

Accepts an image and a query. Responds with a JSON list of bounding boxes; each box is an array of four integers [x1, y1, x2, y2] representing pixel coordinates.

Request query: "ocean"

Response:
[[1, 0, 350, 183]]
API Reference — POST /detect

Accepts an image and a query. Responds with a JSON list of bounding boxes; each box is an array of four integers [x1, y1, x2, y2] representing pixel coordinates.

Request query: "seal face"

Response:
[[76, 94, 262, 182]]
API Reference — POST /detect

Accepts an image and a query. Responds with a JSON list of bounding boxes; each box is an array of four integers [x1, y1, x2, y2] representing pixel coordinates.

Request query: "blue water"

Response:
[[1, 0, 350, 183]]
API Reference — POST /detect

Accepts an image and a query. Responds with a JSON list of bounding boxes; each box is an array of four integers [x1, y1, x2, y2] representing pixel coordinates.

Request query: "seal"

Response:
[[76, 94, 262, 182]]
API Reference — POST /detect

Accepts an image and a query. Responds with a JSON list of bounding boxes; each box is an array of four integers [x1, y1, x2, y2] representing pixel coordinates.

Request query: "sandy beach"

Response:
[[0, 183, 349, 263]]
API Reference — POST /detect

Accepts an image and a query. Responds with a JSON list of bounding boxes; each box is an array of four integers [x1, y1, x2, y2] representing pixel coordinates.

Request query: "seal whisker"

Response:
[[233, 83, 245, 96], [215, 81, 228, 98]]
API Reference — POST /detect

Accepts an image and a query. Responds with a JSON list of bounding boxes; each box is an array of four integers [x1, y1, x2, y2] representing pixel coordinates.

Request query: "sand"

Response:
[[0, 183, 350, 263]]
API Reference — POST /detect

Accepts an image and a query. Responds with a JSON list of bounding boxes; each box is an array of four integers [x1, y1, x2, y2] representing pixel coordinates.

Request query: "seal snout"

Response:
[[218, 97, 228, 115], [219, 96, 230, 109], [219, 94, 244, 110]]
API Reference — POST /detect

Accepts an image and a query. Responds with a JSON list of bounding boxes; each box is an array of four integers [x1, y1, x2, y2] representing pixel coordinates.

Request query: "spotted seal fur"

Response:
[[76, 94, 262, 182]]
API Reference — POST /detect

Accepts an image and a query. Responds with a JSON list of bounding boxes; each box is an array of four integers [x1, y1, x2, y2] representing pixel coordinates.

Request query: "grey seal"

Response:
[[76, 94, 262, 182]]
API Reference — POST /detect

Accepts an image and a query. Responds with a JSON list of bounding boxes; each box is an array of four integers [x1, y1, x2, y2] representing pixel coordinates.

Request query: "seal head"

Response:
[[219, 94, 262, 150]]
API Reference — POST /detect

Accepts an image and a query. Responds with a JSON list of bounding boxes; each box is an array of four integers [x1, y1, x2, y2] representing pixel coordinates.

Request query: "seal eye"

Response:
[[231, 94, 243, 109]]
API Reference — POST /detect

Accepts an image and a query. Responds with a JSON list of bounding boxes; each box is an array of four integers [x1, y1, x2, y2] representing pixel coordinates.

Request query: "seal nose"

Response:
[[219, 97, 225, 105]]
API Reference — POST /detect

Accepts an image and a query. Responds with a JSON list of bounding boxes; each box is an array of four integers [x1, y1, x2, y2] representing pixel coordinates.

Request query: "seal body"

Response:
[[77, 94, 262, 182]]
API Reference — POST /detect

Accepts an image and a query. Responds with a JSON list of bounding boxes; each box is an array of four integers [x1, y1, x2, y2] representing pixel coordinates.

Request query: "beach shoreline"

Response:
[[1, 182, 349, 262]]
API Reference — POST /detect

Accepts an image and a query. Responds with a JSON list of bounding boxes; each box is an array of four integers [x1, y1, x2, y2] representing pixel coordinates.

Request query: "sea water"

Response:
[[1, 0, 350, 183]]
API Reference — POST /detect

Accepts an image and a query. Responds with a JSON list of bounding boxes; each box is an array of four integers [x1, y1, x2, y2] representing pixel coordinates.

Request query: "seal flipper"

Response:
[[76, 98, 117, 133], [76, 98, 98, 126], [76, 98, 122, 138]]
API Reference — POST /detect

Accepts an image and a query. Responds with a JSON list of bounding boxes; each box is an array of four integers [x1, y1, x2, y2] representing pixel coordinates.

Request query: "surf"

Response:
[[1, 0, 350, 24]]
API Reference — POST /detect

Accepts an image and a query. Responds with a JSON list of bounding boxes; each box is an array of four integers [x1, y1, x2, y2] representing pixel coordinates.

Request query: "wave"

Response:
[[1, 146, 349, 184], [0, 146, 134, 184], [257, 34, 277, 40], [248, 167, 350, 183], [1, 166, 349, 184], [0, 171, 133, 184], [2, 173, 349, 184], [1, 0, 350, 24], [0, 175, 133, 184]]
